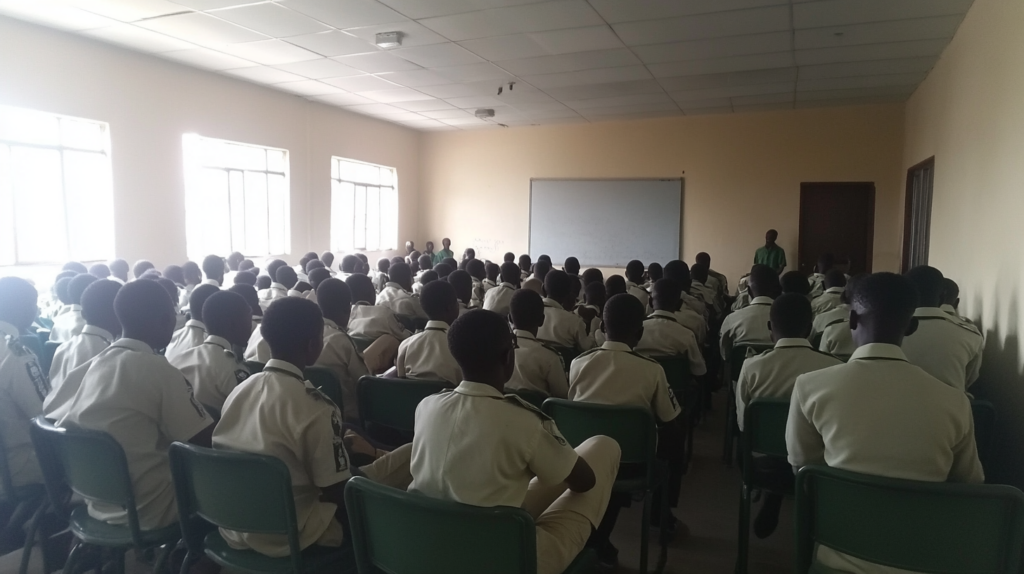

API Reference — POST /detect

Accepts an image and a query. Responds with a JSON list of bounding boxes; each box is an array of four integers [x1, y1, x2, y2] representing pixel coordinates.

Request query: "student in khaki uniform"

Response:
[[809, 276, 860, 343], [109, 259, 130, 284], [518, 254, 533, 282], [636, 279, 707, 377], [132, 260, 155, 281], [780, 271, 811, 299], [523, 260, 551, 296], [538, 271, 594, 351], [303, 268, 332, 306], [346, 275, 409, 367], [447, 270, 474, 317], [483, 262, 521, 318], [807, 253, 835, 299], [604, 275, 626, 298], [576, 282, 605, 341], [695, 252, 729, 304], [810, 270, 846, 315], [410, 309, 620, 574], [228, 284, 263, 332], [312, 279, 370, 423], [258, 260, 289, 304], [786, 272, 983, 573], [0, 278, 49, 491], [483, 262, 501, 292], [202, 254, 225, 287], [169, 291, 252, 415], [376, 262, 426, 320], [720, 265, 778, 360], [735, 294, 841, 538], [46, 280, 121, 416], [664, 261, 709, 321], [373, 258, 390, 294], [940, 278, 967, 321], [51, 273, 98, 343], [624, 260, 650, 310], [396, 282, 462, 386], [690, 263, 723, 317], [165, 284, 219, 362], [214, 297, 412, 558], [901, 266, 985, 391], [179, 261, 201, 308], [467, 260, 487, 309], [412, 270, 437, 297], [59, 280, 214, 530], [505, 290, 569, 399]]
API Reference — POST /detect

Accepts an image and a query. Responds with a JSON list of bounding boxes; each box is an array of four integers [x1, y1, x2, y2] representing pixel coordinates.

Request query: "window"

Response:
[[331, 157, 397, 252], [182, 134, 289, 260], [0, 105, 114, 266]]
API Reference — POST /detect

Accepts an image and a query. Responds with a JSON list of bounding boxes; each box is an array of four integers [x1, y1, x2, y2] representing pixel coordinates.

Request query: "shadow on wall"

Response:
[[970, 289, 1024, 489]]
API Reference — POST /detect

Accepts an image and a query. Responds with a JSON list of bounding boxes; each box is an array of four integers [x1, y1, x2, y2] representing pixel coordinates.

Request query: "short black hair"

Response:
[[770, 293, 813, 338], [304, 251, 319, 262], [434, 263, 453, 279], [533, 260, 552, 280], [418, 254, 433, 270], [321, 252, 335, 266], [389, 262, 411, 286], [203, 291, 250, 339], [89, 263, 111, 279], [256, 275, 272, 290], [695, 252, 711, 266], [306, 259, 326, 273], [467, 259, 485, 280], [341, 255, 360, 273], [651, 278, 680, 310], [69, 273, 99, 305], [346, 275, 376, 304], [690, 262, 709, 283], [308, 267, 332, 289], [503, 252, 515, 263], [377, 258, 391, 273], [163, 265, 185, 285], [182, 261, 202, 283], [227, 251, 245, 270], [80, 280, 121, 327], [447, 270, 472, 303], [261, 297, 323, 357], [442, 257, 458, 271], [500, 262, 520, 285], [817, 253, 835, 274], [0, 277, 37, 326], [852, 272, 919, 326], [55, 277, 75, 305], [584, 281, 606, 308], [202, 255, 224, 278], [748, 264, 780, 298], [114, 280, 174, 337], [625, 260, 644, 282], [293, 281, 312, 294], [663, 260, 691, 287], [227, 284, 260, 315], [448, 309, 512, 373], [605, 275, 626, 297], [233, 271, 258, 286], [648, 262, 663, 282], [139, 269, 162, 280], [419, 270, 438, 285], [133, 260, 154, 278], [265, 259, 287, 280], [544, 269, 571, 301], [63, 261, 88, 274], [276, 266, 298, 289], [463, 248, 476, 260], [421, 280, 457, 321], [904, 265, 944, 307], [109, 259, 130, 277], [824, 270, 847, 290], [581, 268, 603, 286], [603, 293, 644, 339], [188, 284, 220, 323], [781, 271, 810, 296], [485, 262, 500, 281], [156, 278, 179, 302], [564, 257, 580, 275], [316, 278, 351, 318], [941, 278, 960, 306], [238, 260, 255, 272], [538, 254, 551, 264], [518, 254, 532, 268]]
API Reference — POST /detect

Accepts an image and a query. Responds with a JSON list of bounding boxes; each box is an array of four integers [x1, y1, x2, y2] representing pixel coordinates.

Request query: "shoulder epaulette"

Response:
[[917, 314, 984, 337], [502, 393, 553, 420], [808, 347, 841, 359], [628, 350, 659, 364], [575, 347, 602, 360], [823, 318, 849, 330], [305, 386, 340, 410], [644, 315, 677, 323]]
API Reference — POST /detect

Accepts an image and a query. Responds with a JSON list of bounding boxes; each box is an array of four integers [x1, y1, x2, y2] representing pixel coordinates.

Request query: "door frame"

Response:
[[798, 182, 876, 275], [901, 157, 935, 273]]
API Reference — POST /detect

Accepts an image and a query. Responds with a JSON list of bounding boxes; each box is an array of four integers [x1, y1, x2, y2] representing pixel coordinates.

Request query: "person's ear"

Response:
[[905, 317, 919, 338], [848, 309, 860, 332]]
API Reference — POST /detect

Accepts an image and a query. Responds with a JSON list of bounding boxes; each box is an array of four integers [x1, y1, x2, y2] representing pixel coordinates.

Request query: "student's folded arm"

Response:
[[564, 457, 596, 493], [784, 384, 823, 471]]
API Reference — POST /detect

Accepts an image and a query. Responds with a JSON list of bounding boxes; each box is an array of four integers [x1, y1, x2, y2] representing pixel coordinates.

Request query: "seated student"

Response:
[[483, 261, 501, 293], [810, 275, 858, 342], [434, 262, 454, 282], [376, 262, 427, 320], [736, 294, 842, 538], [396, 282, 462, 386], [51, 273, 98, 343], [290, 281, 313, 299], [163, 265, 186, 289], [49, 279, 121, 400], [346, 275, 407, 373], [180, 261, 202, 308], [43, 272, 75, 320], [482, 262, 520, 318], [228, 283, 263, 331], [780, 271, 811, 299], [518, 254, 533, 282], [413, 270, 438, 298], [447, 270, 474, 316], [415, 254, 434, 281], [89, 263, 111, 279], [109, 259, 130, 284], [940, 277, 976, 327], [133, 260, 155, 280], [441, 257, 459, 275], [60, 280, 214, 530], [581, 267, 603, 289], [568, 294, 686, 558], [257, 260, 287, 299], [407, 251, 422, 275], [563, 256, 581, 279], [63, 261, 88, 274], [538, 271, 594, 351], [169, 291, 252, 415], [467, 259, 487, 308], [256, 275, 272, 291], [635, 280, 707, 377], [732, 273, 752, 311], [604, 275, 627, 298], [624, 260, 650, 309], [663, 260, 709, 320], [523, 260, 551, 295], [304, 267, 333, 304], [576, 282, 606, 339], [214, 297, 413, 558], [238, 259, 257, 276], [201, 255, 225, 287], [0, 278, 49, 490], [690, 263, 722, 316], [225, 251, 245, 285], [138, 269, 163, 281], [786, 272, 983, 572], [233, 270, 258, 287], [695, 252, 729, 302], [276, 266, 300, 297], [810, 270, 846, 315], [720, 265, 778, 360], [569, 275, 582, 309], [807, 253, 835, 299], [410, 309, 620, 574], [311, 279, 371, 423], [165, 284, 219, 361], [645, 262, 663, 289], [305, 259, 326, 276], [373, 258, 390, 293], [901, 266, 984, 391], [355, 253, 371, 276], [503, 252, 516, 264], [320, 252, 336, 274], [505, 290, 569, 399], [462, 247, 476, 263]]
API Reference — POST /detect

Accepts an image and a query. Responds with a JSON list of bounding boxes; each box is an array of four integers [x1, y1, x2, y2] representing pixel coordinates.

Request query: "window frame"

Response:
[[330, 157, 398, 253]]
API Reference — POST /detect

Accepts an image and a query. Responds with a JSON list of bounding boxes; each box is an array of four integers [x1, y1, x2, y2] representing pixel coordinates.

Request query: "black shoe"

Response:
[[593, 539, 618, 568], [753, 495, 783, 539]]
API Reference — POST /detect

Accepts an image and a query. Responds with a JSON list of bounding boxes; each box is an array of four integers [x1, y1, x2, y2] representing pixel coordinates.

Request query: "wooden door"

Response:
[[798, 182, 876, 276]]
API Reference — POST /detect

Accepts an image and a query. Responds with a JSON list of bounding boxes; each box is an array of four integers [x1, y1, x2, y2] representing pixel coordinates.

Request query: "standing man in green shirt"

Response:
[[754, 229, 787, 275], [433, 238, 455, 266]]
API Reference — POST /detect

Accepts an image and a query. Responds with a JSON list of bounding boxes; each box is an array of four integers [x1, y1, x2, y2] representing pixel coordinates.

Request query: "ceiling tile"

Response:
[[492, 89, 556, 104], [796, 85, 915, 101], [342, 21, 449, 48], [391, 43, 485, 67], [72, 0, 189, 22], [160, 46, 255, 69], [418, 83, 494, 98], [419, 0, 605, 42], [391, 99, 457, 111], [209, 3, 331, 38], [633, 31, 792, 64], [517, 107, 581, 119], [797, 72, 926, 91], [683, 106, 733, 115], [395, 119, 452, 130], [333, 51, 422, 73], [509, 101, 575, 112], [432, 62, 515, 82], [273, 79, 344, 96], [671, 81, 793, 102], [137, 12, 267, 47], [612, 5, 791, 46], [458, 35, 548, 61], [444, 96, 506, 108], [310, 92, 375, 105], [580, 102, 680, 117], [795, 15, 964, 50], [0, 0, 119, 30], [495, 48, 641, 76], [344, 103, 409, 115], [224, 65, 308, 84], [378, 69, 452, 87], [669, 97, 732, 109], [360, 87, 435, 102], [167, 0, 256, 9], [649, 51, 795, 78], [795, 38, 948, 66], [565, 93, 675, 110], [274, 58, 364, 79], [733, 102, 793, 113], [793, 0, 973, 28], [524, 65, 653, 89], [284, 0, 407, 29], [798, 57, 935, 79], [658, 67, 797, 91], [527, 25, 624, 55], [544, 79, 666, 100], [421, 109, 476, 120], [589, 0, 788, 24], [284, 31, 376, 58], [81, 23, 198, 52], [364, 111, 427, 121], [321, 74, 401, 92], [221, 39, 321, 65], [440, 116, 492, 126]]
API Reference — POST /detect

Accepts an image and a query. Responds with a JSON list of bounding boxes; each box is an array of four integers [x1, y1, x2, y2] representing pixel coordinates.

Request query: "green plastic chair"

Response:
[[723, 344, 774, 465], [735, 398, 791, 574], [971, 400, 997, 468], [652, 355, 695, 468], [394, 315, 428, 333], [303, 367, 343, 413], [809, 332, 823, 350], [245, 361, 265, 374], [344, 477, 595, 574], [541, 399, 668, 574], [350, 336, 374, 353], [509, 388, 547, 410], [550, 346, 581, 374], [795, 465, 1024, 574], [356, 376, 449, 448], [41, 341, 61, 375], [29, 417, 180, 574], [1, 419, 48, 574], [169, 442, 356, 574]]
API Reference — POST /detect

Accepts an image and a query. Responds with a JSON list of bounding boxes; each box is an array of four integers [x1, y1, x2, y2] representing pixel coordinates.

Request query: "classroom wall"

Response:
[[418, 103, 906, 287], [0, 16, 420, 272], [903, 0, 1024, 487]]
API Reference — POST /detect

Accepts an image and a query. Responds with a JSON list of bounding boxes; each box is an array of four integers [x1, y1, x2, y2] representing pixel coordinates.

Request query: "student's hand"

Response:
[[344, 430, 383, 459], [565, 456, 596, 493]]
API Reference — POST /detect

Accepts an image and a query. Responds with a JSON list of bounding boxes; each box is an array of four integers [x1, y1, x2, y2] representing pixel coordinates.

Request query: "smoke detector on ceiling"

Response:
[[375, 32, 402, 48], [475, 108, 495, 119]]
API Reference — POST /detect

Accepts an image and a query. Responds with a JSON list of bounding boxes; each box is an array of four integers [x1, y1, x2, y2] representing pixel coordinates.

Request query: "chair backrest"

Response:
[[41, 341, 61, 374], [304, 366, 343, 411], [357, 376, 449, 446], [652, 355, 692, 403], [740, 398, 790, 482], [551, 346, 580, 373], [345, 477, 537, 574], [971, 399, 997, 464], [351, 336, 375, 353], [0, 421, 14, 502], [244, 360, 265, 374], [795, 465, 1024, 574], [29, 417, 72, 518], [728, 344, 774, 382], [510, 388, 547, 410], [168, 443, 304, 572], [541, 399, 656, 468]]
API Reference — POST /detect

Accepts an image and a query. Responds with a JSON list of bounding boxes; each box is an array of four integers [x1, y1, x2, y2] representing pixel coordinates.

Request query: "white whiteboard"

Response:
[[529, 179, 682, 268]]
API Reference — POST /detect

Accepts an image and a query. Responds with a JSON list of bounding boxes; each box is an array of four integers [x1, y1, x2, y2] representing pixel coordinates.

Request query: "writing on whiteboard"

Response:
[[471, 237, 507, 261]]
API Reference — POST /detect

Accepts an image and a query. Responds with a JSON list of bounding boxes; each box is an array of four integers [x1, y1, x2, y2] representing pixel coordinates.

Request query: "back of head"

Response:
[[418, 254, 433, 270], [448, 310, 514, 380], [233, 271, 258, 286], [518, 254, 531, 270], [663, 260, 691, 288], [467, 259, 485, 280], [238, 259, 255, 273], [133, 260, 154, 279], [770, 293, 813, 339], [89, 263, 111, 279], [603, 293, 645, 343], [377, 258, 390, 273], [114, 280, 176, 349], [80, 280, 122, 335], [533, 260, 552, 281], [904, 265, 944, 307], [69, 274, 99, 305], [625, 260, 644, 282], [0, 277, 38, 329], [163, 265, 185, 285], [63, 261, 88, 274], [256, 275, 272, 290], [139, 269, 162, 281], [748, 264, 781, 299], [564, 257, 580, 275], [306, 259, 326, 273], [182, 261, 202, 284], [648, 262, 663, 282], [850, 272, 919, 338], [544, 269, 571, 302], [188, 284, 220, 323], [308, 267, 332, 289], [390, 256, 404, 267], [298, 256, 310, 272], [261, 297, 323, 359], [55, 277, 75, 305], [419, 270, 439, 285], [584, 281, 606, 309], [817, 253, 835, 274], [434, 263, 453, 279], [824, 269, 847, 290], [442, 257, 458, 271], [109, 259, 130, 281], [407, 251, 422, 272], [581, 268, 603, 286], [346, 274, 376, 304], [780, 271, 810, 296], [605, 275, 626, 297], [695, 252, 711, 267], [485, 262, 500, 282], [227, 251, 245, 271], [304, 251, 319, 262], [500, 262, 521, 285], [321, 252, 335, 267], [651, 278, 681, 311], [421, 280, 458, 323], [276, 266, 298, 289], [538, 254, 551, 264], [447, 270, 472, 302], [156, 278, 179, 302], [203, 290, 252, 345], [202, 255, 224, 280], [316, 278, 352, 319], [690, 262, 709, 284], [265, 259, 287, 281], [463, 248, 476, 260], [389, 262, 412, 288], [227, 284, 260, 316], [503, 252, 515, 263], [941, 278, 960, 306], [293, 281, 312, 294]]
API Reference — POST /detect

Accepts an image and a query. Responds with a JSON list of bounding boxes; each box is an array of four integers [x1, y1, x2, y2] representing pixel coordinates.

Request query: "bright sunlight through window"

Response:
[[331, 157, 397, 253]]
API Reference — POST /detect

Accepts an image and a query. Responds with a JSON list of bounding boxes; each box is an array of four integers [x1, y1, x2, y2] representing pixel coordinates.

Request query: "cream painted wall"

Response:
[[419, 104, 905, 288], [0, 16, 419, 272], [903, 0, 1024, 486]]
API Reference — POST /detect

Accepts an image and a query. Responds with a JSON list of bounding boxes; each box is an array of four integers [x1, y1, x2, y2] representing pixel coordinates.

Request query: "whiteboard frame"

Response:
[[528, 177, 685, 268]]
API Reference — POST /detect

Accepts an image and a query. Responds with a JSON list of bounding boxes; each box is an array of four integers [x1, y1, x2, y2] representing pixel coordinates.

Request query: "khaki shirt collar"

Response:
[[513, 329, 537, 341], [542, 297, 562, 308], [940, 304, 958, 315], [751, 296, 774, 306], [850, 343, 908, 362], [264, 359, 303, 379], [775, 338, 812, 349], [185, 319, 206, 330], [324, 318, 340, 330], [425, 320, 449, 331], [112, 337, 156, 355], [454, 380, 504, 398], [81, 324, 114, 343], [500, 282, 516, 290], [270, 282, 286, 290], [650, 310, 675, 319], [825, 287, 845, 295], [203, 334, 232, 350], [914, 307, 948, 319], [600, 341, 632, 352]]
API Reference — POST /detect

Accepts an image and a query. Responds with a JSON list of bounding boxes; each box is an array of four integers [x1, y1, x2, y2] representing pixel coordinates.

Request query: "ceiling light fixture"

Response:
[[475, 108, 495, 119], [375, 32, 402, 49]]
